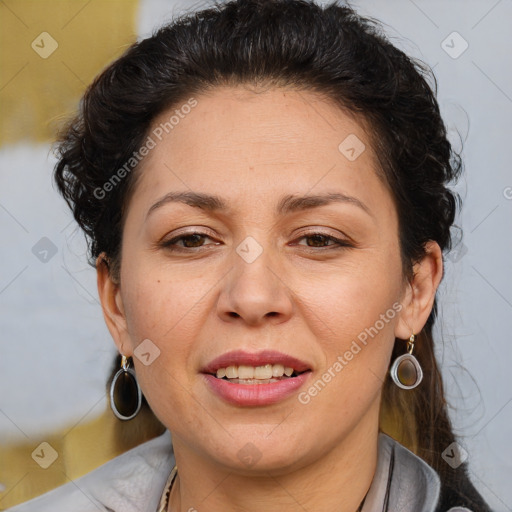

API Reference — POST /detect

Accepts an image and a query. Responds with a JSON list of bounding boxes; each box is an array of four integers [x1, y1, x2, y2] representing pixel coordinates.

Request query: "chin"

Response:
[[203, 427, 316, 475]]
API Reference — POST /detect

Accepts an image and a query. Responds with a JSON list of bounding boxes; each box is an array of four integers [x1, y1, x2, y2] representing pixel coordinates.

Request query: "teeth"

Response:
[[254, 364, 273, 379], [226, 378, 281, 385], [272, 364, 284, 377], [215, 364, 297, 380], [238, 365, 254, 379], [225, 366, 237, 378]]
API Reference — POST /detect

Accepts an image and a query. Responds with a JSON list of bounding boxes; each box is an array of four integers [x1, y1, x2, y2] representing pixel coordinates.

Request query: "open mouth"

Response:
[[210, 364, 309, 384], [202, 351, 312, 405]]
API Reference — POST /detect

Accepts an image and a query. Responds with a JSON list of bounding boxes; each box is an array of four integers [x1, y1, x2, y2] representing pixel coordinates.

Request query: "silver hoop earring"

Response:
[[390, 333, 423, 389], [109, 355, 142, 420]]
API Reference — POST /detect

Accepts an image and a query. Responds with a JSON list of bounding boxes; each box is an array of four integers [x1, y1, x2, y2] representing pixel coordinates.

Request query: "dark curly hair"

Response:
[[53, 1, 489, 510]]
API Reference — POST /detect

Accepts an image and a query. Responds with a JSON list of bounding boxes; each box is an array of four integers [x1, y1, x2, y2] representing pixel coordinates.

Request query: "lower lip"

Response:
[[203, 372, 311, 406]]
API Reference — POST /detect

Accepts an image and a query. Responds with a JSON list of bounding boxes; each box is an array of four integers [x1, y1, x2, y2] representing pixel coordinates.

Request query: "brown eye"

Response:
[[177, 234, 208, 248], [303, 234, 335, 247], [295, 233, 352, 250], [161, 232, 218, 251]]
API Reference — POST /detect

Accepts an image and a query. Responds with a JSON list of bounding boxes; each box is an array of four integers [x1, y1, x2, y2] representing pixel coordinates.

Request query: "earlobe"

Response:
[[96, 254, 130, 355], [394, 241, 443, 340]]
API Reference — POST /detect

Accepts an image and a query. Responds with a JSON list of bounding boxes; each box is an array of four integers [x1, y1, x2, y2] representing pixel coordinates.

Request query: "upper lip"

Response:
[[202, 350, 312, 374]]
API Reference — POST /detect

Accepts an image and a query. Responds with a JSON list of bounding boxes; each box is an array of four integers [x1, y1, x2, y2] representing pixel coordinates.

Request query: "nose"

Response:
[[216, 245, 294, 326]]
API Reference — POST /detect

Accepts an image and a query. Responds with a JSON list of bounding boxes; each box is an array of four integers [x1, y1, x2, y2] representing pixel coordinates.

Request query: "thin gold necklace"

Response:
[[158, 466, 367, 512]]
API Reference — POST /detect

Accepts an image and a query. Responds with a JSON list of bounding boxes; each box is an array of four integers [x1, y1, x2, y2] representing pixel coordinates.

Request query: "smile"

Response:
[[215, 364, 303, 383], [202, 350, 312, 406]]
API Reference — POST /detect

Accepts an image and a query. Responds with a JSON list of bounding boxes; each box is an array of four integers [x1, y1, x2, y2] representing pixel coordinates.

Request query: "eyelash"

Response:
[[160, 231, 352, 252]]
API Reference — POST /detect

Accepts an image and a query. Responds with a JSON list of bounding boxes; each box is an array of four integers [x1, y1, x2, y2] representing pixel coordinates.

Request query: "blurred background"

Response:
[[0, 0, 511, 509]]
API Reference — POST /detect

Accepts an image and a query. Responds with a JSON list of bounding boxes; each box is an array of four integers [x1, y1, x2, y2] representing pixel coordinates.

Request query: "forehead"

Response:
[[129, 85, 395, 223], [149, 85, 373, 163]]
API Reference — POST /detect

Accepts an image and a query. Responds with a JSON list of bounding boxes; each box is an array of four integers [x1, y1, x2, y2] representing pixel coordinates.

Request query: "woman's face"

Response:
[[104, 86, 414, 472]]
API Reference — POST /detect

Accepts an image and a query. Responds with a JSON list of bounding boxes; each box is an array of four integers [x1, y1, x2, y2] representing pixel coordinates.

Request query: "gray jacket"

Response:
[[5, 430, 474, 512]]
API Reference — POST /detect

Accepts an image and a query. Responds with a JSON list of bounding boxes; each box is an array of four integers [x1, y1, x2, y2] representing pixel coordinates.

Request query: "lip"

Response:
[[203, 372, 311, 406], [201, 349, 311, 374], [201, 350, 312, 407]]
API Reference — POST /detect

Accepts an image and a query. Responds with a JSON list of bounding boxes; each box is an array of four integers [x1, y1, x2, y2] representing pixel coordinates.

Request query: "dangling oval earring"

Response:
[[390, 333, 423, 389], [109, 355, 142, 420]]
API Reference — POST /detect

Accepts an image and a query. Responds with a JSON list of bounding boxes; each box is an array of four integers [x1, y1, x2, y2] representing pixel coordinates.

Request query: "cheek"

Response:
[[119, 265, 213, 383], [121, 266, 206, 343], [300, 251, 402, 341]]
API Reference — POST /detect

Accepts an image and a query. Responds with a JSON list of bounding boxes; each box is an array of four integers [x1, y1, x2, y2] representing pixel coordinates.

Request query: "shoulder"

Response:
[[5, 430, 174, 512], [377, 434, 486, 512], [436, 458, 493, 512]]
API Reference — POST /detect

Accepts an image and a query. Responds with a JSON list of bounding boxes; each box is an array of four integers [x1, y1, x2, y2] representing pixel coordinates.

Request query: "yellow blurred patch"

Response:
[[0, 0, 139, 146], [0, 405, 165, 509], [0, 410, 117, 509]]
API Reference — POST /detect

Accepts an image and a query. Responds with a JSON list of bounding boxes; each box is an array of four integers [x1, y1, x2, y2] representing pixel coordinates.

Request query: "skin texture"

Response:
[[97, 86, 443, 512]]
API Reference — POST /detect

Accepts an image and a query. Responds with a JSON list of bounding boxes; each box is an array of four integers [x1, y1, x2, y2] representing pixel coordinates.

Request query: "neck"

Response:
[[167, 413, 379, 512]]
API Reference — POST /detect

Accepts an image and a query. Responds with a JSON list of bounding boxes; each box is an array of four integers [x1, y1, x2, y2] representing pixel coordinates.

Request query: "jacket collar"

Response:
[[96, 430, 440, 512], [361, 432, 440, 512]]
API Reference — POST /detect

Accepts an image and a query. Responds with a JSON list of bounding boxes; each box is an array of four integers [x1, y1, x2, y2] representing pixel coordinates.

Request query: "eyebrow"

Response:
[[146, 190, 373, 219]]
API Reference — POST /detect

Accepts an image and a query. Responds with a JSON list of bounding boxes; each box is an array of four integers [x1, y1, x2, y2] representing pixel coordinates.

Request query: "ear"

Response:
[[394, 240, 444, 340], [96, 254, 132, 356]]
